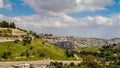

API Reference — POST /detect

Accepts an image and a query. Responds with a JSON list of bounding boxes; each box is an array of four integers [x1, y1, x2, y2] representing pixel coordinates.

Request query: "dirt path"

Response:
[[74, 54, 80, 60]]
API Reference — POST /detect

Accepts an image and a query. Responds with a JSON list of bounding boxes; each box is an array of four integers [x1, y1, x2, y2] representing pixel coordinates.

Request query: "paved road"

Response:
[[0, 60, 82, 68]]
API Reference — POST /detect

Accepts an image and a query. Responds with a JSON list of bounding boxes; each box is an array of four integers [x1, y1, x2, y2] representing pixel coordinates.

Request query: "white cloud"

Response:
[[4, 3, 12, 10], [82, 16, 112, 26], [0, 0, 4, 8], [0, 0, 12, 10], [0, 0, 119, 39], [60, 15, 77, 23], [0, 13, 120, 38], [23, 0, 114, 15], [0, 14, 120, 28], [0, 15, 76, 29], [4, 0, 12, 10], [0, 14, 120, 38]]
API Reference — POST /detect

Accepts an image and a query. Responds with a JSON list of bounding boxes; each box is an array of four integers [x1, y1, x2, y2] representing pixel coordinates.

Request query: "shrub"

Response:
[[14, 39, 20, 43], [39, 52, 46, 57], [2, 51, 12, 59]]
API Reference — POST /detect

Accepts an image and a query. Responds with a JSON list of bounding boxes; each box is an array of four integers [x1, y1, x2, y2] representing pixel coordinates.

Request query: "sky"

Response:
[[0, 0, 120, 39]]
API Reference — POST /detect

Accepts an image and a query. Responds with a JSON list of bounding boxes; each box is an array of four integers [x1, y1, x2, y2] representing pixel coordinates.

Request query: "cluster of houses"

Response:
[[39, 34, 119, 49], [39, 34, 107, 49], [40, 34, 75, 49]]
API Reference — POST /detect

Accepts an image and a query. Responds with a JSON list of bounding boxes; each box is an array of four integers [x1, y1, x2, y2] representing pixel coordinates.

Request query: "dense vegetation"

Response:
[[0, 21, 16, 28], [49, 43, 120, 68], [69, 43, 120, 68], [50, 55, 101, 68]]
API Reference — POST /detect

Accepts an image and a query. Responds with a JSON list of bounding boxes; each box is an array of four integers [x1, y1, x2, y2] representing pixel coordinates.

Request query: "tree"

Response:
[[65, 49, 74, 57], [112, 43, 117, 47], [42, 42, 45, 45], [14, 39, 20, 43], [23, 36, 32, 46], [0, 21, 17, 28], [0, 21, 9, 28], [23, 36, 32, 44], [39, 52, 46, 57], [50, 62, 63, 68], [9, 22, 16, 28], [81, 55, 101, 68], [26, 50, 30, 58], [70, 62, 75, 67], [2, 51, 12, 59], [29, 64, 35, 68], [20, 52, 26, 57]]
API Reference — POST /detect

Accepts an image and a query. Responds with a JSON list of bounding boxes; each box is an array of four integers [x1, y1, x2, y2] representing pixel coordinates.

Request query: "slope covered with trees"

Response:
[[72, 43, 120, 68]]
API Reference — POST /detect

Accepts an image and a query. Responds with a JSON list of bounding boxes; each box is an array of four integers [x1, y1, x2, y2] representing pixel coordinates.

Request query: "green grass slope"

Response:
[[0, 38, 71, 61]]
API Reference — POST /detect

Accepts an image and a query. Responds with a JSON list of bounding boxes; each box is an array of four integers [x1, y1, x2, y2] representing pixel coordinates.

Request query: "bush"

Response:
[[70, 62, 75, 66], [14, 39, 20, 43], [2, 51, 12, 59], [20, 52, 26, 56], [29, 64, 35, 68], [39, 52, 46, 57], [29, 46, 34, 50], [42, 42, 45, 45], [23, 36, 32, 44]]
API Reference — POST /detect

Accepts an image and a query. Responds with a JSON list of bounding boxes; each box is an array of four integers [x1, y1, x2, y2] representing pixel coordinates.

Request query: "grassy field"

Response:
[[0, 38, 76, 61]]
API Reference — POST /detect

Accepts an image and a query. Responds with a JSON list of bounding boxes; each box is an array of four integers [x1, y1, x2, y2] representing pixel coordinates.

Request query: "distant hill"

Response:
[[39, 34, 120, 49]]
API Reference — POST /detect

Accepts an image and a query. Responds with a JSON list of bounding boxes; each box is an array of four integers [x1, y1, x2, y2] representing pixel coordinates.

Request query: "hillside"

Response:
[[0, 38, 72, 61]]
